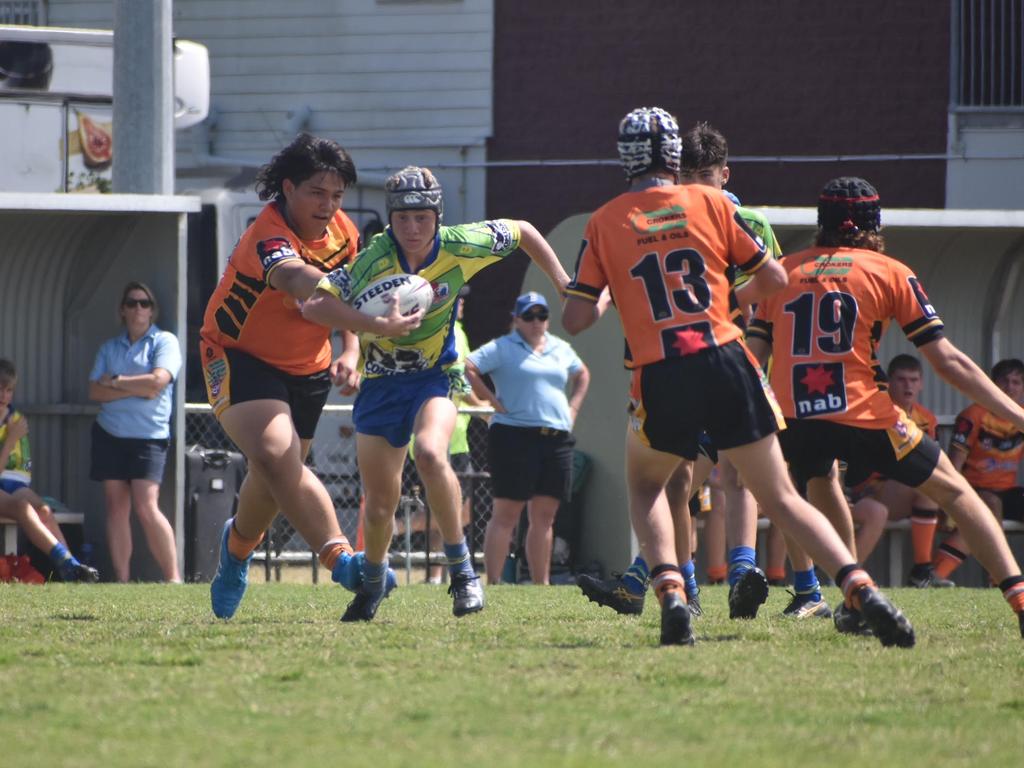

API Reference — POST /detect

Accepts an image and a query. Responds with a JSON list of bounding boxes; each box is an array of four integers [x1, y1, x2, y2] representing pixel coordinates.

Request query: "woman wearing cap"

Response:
[[746, 176, 1024, 638], [88, 281, 181, 582], [304, 166, 570, 620], [465, 291, 590, 585]]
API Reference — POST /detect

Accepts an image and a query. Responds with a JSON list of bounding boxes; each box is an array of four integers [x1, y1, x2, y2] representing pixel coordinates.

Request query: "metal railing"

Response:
[[952, 0, 1024, 109], [0, 1, 45, 25], [185, 403, 495, 576]]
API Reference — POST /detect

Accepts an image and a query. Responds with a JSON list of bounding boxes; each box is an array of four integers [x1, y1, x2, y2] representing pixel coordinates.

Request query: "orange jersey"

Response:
[[950, 403, 1024, 491], [566, 183, 768, 368], [904, 402, 938, 440], [748, 246, 944, 428], [200, 202, 359, 375]]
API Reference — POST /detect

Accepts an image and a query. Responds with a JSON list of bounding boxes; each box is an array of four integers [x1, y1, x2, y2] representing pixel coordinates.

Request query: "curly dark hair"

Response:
[[814, 228, 887, 252], [255, 133, 357, 202], [680, 121, 728, 172]]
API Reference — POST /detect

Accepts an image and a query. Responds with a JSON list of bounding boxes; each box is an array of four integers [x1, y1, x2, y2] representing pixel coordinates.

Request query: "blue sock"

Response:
[[793, 568, 821, 601], [49, 543, 79, 580], [680, 559, 699, 600], [622, 555, 649, 596], [727, 546, 757, 587], [444, 540, 476, 580], [363, 560, 388, 596]]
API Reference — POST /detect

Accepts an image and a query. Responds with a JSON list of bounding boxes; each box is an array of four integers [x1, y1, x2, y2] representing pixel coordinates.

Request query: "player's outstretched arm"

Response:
[[734, 258, 788, 310], [513, 220, 571, 295], [561, 295, 599, 336], [920, 337, 1024, 431], [302, 289, 422, 337]]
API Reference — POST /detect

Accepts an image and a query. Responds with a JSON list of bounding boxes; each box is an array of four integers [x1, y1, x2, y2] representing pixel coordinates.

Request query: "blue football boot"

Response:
[[210, 518, 252, 619], [331, 551, 398, 594]]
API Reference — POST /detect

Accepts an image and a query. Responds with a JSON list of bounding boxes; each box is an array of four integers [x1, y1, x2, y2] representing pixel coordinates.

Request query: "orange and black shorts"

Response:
[[781, 419, 940, 490], [627, 340, 785, 459], [200, 340, 330, 440]]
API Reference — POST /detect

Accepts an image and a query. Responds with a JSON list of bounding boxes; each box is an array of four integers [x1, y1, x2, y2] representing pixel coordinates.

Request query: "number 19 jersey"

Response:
[[748, 246, 945, 428], [566, 183, 769, 369]]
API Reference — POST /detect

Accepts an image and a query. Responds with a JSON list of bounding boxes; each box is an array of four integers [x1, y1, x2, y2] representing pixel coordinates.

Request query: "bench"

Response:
[[0, 510, 85, 555], [883, 517, 1024, 586]]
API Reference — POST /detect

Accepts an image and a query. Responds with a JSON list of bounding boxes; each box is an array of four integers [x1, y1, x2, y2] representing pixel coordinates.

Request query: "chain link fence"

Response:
[[185, 403, 495, 573]]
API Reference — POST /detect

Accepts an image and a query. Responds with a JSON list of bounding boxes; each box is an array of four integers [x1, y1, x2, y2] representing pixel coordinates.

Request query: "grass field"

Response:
[[1, 582, 1022, 768]]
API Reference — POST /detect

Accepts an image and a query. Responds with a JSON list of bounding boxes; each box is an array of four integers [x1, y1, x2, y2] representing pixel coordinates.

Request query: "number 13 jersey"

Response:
[[747, 246, 944, 428], [566, 183, 769, 369]]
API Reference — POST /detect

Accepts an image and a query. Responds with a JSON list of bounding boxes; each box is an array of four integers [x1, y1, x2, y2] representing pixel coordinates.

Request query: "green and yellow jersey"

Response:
[[318, 220, 521, 379], [0, 408, 31, 485]]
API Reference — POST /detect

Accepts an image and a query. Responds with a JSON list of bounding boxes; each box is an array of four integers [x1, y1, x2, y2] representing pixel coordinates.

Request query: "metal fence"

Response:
[[184, 403, 495, 573]]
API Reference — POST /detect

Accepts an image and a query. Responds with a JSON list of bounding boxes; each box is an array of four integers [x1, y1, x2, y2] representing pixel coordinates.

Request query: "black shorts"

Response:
[[203, 346, 330, 440], [974, 486, 1024, 521], [779, 418, 941, 490], [89, 422, 169, 483], [629, 341, 784, 459], [487, 423, 575, 502]]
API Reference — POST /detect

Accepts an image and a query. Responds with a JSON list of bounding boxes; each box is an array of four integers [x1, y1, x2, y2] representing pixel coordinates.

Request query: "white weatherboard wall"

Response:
[[47, 0, 493, 223], [529, 208, 1024, 576]]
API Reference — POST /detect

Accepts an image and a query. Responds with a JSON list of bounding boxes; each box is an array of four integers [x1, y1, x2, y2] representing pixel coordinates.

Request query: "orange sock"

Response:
[[838, 567, 875, 610], [318, 537, 354, 570], [651, 568, 687, 606], [1000, 576, 1024, 613], [933, 543, 966, 580], [228, 523, 264, 561], [766, 566, 787, 583], [909, 510, 938, 566], [707, 564, 728, 583]]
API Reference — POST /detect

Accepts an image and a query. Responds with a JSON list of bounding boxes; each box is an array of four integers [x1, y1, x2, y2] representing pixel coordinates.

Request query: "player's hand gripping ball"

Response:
[[352, 273, 433, 318]]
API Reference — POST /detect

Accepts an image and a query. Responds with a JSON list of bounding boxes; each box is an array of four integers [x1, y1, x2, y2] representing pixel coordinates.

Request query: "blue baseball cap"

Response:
[[513, 291, 548, 316]]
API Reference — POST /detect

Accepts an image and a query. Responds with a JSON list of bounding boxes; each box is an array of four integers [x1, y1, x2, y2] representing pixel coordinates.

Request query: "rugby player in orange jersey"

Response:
[[931, 358, 1024, 581], [563, 108, 914, 647], [746, 177, 1024, 639], [200, 134, 421, 620]]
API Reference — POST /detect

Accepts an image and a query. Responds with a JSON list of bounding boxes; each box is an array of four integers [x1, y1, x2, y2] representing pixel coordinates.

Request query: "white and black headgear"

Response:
[[385, 166, 443, 224], [617, 107, 682, 180]]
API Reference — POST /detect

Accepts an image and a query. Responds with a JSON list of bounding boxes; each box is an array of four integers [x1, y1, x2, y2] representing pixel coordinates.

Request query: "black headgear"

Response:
[[817, 177, 881, 234]]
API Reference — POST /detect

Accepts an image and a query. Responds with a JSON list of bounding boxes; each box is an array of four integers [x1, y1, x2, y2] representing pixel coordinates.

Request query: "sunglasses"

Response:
[[123, 298, 153, 309], [519, 310, 549, 322]]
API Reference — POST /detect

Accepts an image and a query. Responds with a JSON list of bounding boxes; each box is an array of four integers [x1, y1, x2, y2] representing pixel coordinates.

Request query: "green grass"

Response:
[[0, 583, 1021, 768]]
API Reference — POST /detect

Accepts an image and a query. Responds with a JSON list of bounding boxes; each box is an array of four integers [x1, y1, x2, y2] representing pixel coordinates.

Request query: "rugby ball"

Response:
[[352, 273, 434, 318]]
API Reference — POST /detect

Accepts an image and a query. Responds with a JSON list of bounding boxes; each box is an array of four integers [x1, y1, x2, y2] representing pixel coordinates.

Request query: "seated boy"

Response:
[[0, 359, 98, 582], [934, 358, 1024, 580]]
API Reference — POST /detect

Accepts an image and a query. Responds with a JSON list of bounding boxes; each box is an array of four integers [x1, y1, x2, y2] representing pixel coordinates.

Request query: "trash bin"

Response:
[[184, 445, 245, 582]]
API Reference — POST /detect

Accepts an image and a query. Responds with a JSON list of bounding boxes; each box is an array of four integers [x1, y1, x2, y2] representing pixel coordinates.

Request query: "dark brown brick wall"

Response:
[[469, 0, 950, 343]]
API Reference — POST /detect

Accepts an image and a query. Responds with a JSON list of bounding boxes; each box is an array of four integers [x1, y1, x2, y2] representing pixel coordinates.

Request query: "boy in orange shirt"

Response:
[[933, 358, 1024, 580]]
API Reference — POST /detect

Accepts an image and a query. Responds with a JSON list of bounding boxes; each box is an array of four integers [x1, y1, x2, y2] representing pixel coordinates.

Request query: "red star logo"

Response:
[[672, 328, 708, 355], [800, 365, 834, 395]]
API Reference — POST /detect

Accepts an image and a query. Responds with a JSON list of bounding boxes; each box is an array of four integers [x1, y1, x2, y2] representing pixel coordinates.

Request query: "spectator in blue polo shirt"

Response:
[[88, 281, 182, 582], [466, 291, 590, 584]]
